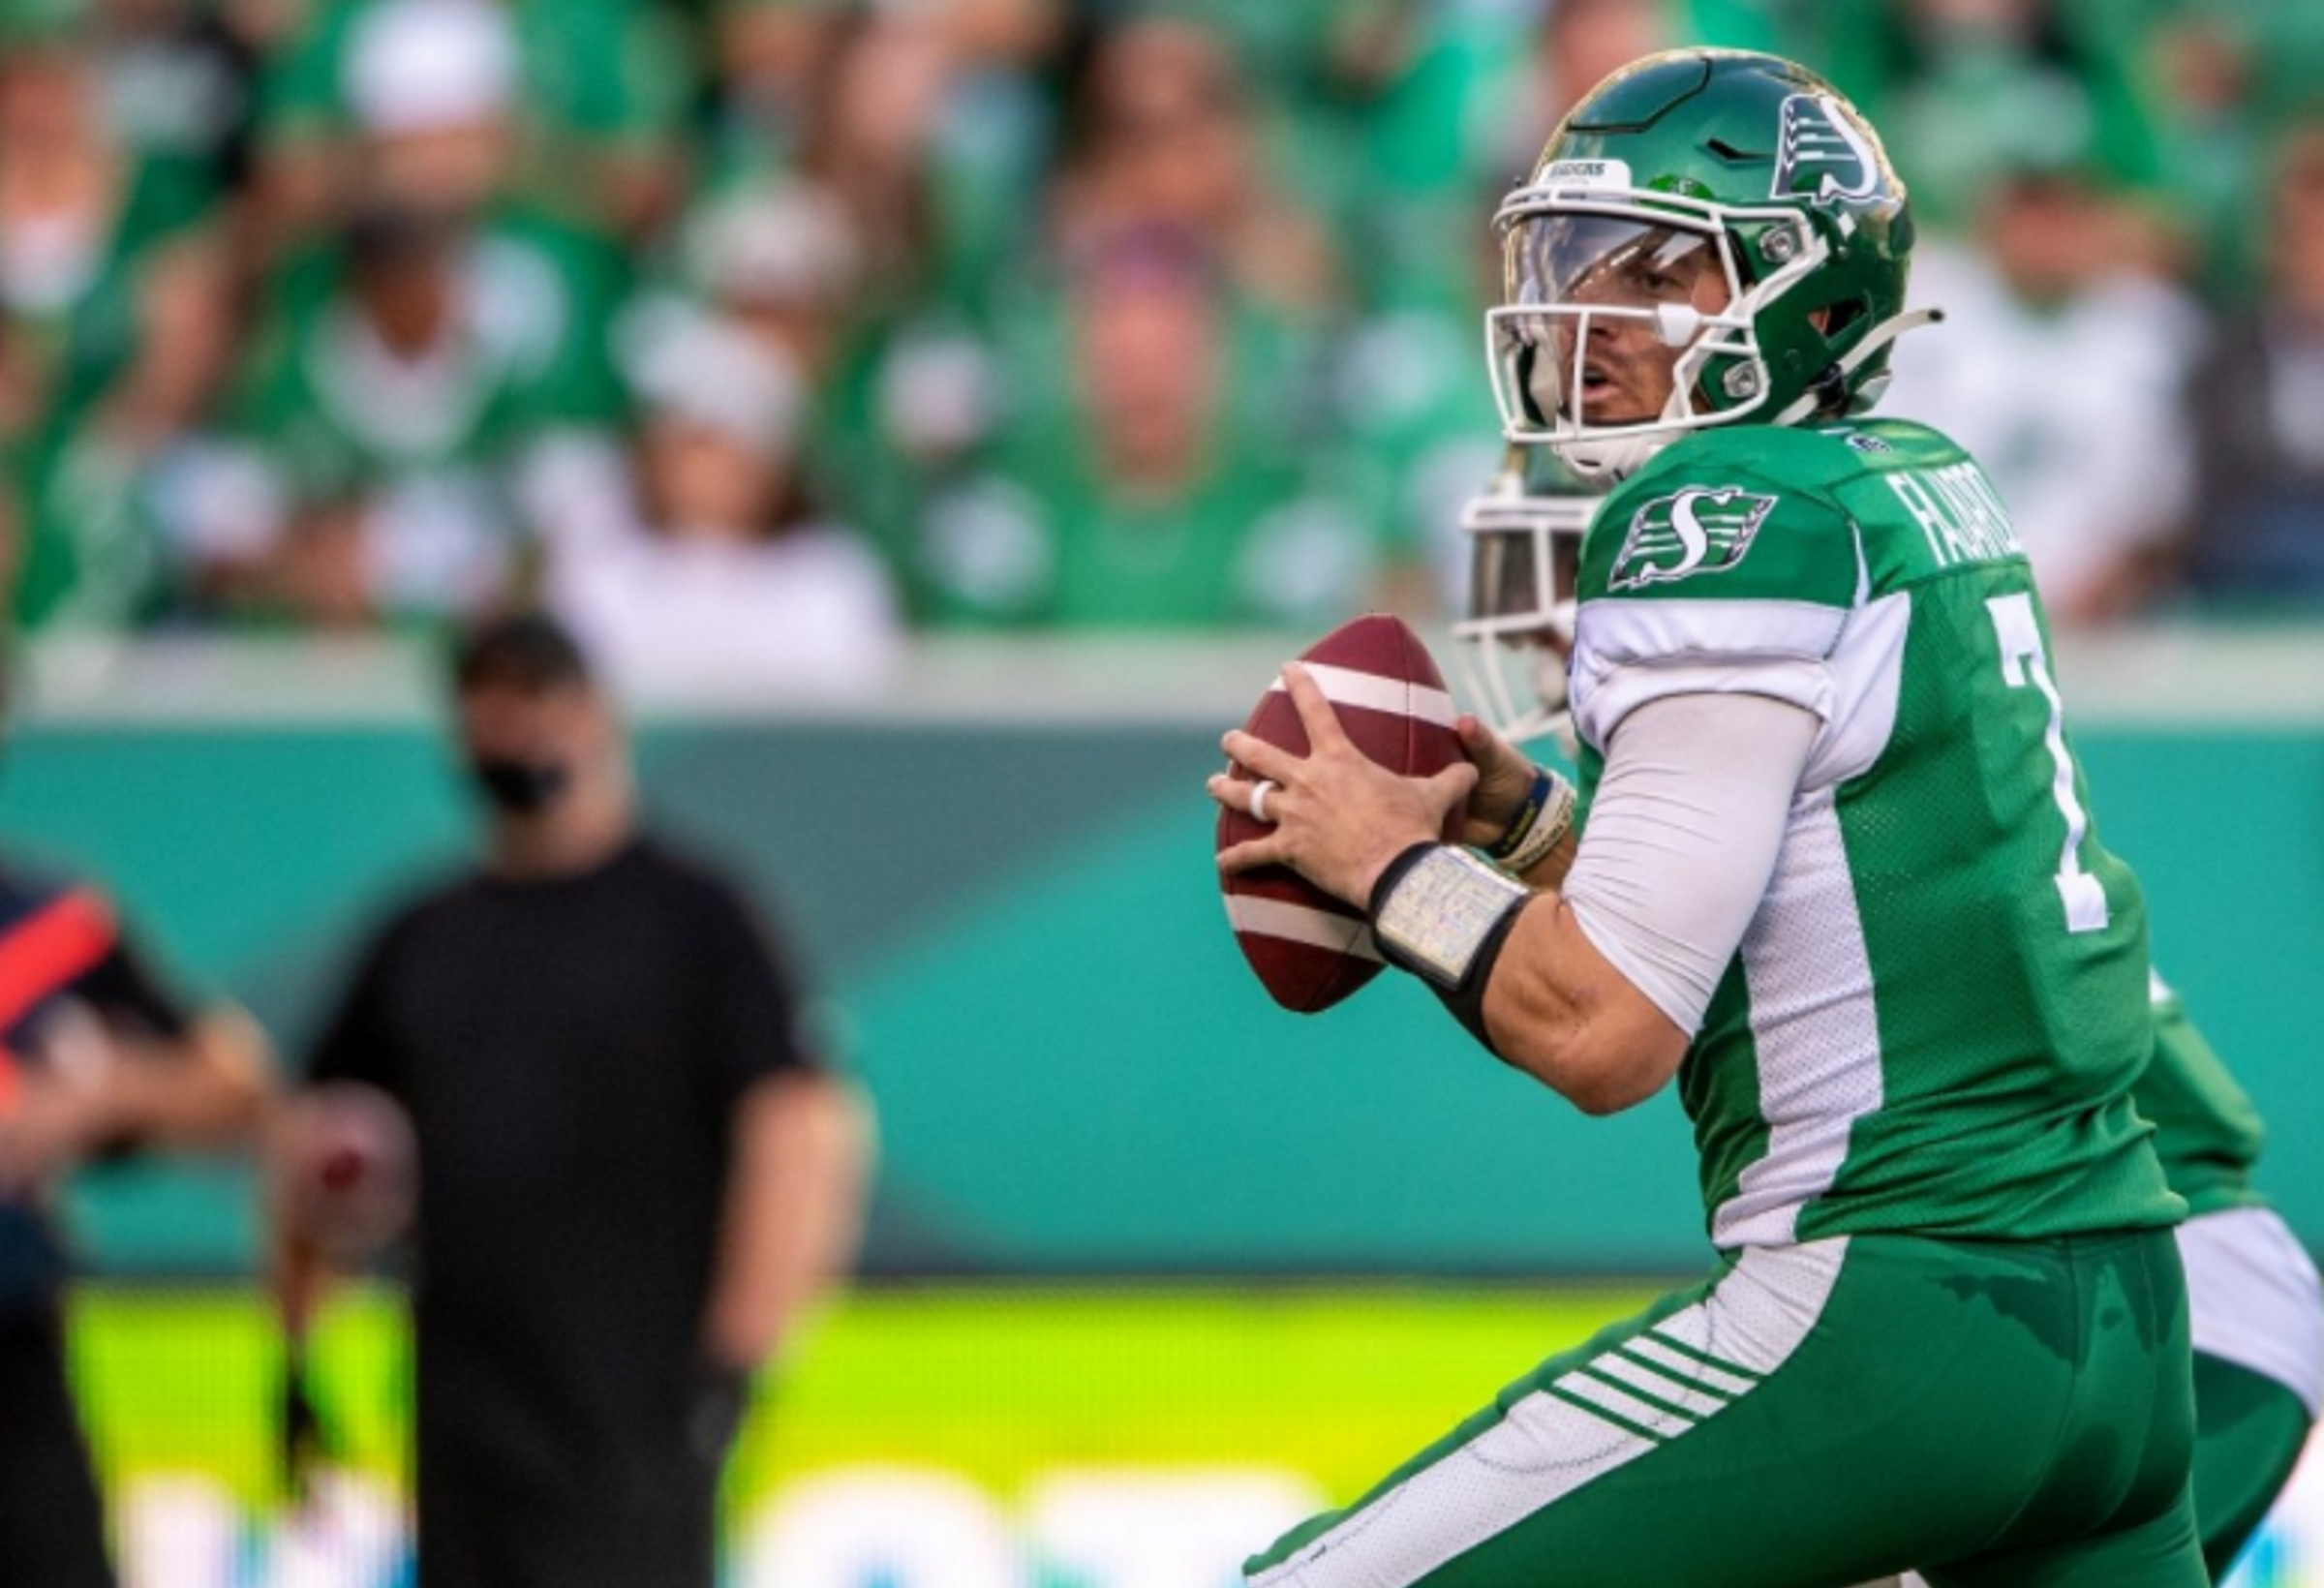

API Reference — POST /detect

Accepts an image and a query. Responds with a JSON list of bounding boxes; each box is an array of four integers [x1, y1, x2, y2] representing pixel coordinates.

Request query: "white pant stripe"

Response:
[[1590, 1352, 1735, 1420], [1246, 1241, 1849, 1588], [1550, 1368, 1697, 1436], [1621, 1336, 1758, 1398]]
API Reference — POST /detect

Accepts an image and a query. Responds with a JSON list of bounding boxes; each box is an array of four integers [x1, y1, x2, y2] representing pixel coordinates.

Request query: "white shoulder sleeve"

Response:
[[1561, 690, 1820, 1035]]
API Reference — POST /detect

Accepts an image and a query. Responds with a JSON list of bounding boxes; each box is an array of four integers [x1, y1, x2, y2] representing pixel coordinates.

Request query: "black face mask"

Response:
[[468, 755, 574, 815]]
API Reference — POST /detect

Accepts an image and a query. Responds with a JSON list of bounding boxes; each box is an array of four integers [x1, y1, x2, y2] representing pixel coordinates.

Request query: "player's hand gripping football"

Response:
[[1449, 715, 1544, 852], [1210, 661, 1479, 908]]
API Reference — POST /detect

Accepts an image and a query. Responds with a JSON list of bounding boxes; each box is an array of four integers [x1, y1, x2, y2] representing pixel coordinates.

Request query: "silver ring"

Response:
[[1248, 779, 1279, 825]]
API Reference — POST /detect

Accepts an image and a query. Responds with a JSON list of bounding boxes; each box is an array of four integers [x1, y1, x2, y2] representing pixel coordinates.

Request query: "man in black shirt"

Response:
[[273, 613, 870, 1588], [0, 870, 268, 1587]]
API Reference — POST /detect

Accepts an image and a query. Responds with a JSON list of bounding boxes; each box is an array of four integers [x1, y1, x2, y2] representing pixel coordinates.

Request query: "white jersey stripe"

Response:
[[1716, 791, 1885, 1248], [1271, 664, 1457, 729], [1223, 896, 1383, 962], [1246, 1240, 1847, 1588]]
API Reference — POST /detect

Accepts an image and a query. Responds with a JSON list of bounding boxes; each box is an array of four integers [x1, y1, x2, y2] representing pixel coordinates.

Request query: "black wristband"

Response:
[[1367, 842, 1530, 1052]]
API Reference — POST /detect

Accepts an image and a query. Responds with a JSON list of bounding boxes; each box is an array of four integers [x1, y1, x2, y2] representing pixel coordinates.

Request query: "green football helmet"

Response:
[[1485, 49, 1936, 481]]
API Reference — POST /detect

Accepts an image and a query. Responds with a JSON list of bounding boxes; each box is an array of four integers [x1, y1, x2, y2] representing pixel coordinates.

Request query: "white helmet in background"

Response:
[[1452, 455, 1598, 757]]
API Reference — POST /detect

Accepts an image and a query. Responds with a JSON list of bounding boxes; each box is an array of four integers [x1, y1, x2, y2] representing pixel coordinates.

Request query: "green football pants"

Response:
[[1244, 1231, 2204, 1588]]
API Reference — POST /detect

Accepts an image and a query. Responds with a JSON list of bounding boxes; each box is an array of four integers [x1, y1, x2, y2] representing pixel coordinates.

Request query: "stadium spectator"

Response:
[[273, 611, 871, 1588], [0, 858, 268, 1586], [647, 174, 994, 579], [1881, 148, 2203, 624], [2174, 119, 2324, 604], [255, 0, 692, 242], [1486, 0, 1684, 190], [156, 0, 632, 629], [911, 227, 1382, 628], [545, 311, 902, 698], [80, 0, 264, 235], [1804, 0, 2163, 240], [0, 0, 231, 630], [2140, 6, 2271, 299], [1049, 16, 1345, 321], [156, 193, 616, 626]]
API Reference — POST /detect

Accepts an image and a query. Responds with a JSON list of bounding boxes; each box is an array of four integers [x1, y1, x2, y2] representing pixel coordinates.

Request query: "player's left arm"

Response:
[[1215, 666, 1816, 1115]]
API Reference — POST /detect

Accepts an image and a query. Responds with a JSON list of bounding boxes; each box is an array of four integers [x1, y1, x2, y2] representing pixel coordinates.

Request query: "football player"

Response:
[[1459, 471, 2324, 1586], [1210, 49, 2212, 1586]]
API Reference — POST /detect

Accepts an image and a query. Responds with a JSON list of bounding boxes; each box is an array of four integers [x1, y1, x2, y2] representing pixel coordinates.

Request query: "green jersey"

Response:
[[2139, 971, 2266, 1218], [1568, 418, 2180, 1247]]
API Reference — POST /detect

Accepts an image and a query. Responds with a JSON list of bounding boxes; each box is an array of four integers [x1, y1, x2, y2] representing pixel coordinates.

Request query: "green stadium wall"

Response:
[[5, 636, 2318, 1278]]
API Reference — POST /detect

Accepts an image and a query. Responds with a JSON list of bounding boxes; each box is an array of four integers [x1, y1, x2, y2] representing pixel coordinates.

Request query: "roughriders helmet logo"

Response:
[[1607, 488, 1778, 591], [1773, 94, 1879, 205]]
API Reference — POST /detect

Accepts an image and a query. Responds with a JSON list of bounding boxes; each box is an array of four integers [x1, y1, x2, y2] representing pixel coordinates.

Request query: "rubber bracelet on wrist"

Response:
[[1498, 771, 1576, 876], [1486, 765, 1558, 860]]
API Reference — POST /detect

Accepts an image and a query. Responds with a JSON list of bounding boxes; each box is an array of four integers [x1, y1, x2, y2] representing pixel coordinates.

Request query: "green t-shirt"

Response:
[[204, 214, 625, 621], [1569, 418, 2181, 1248], [2137, 970, 2267, 1218]]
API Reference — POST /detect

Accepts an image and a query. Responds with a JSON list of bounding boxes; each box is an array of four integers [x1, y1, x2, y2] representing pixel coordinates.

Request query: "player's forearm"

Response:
[[1482, 898, 1688, 1115], [702, 1074, 873, 1371], [92, 1007, 271, 1149], [1514, 829, 1579, 892]]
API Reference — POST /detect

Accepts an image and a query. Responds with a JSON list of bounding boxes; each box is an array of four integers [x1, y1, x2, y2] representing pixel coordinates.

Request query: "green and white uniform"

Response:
[[1574, 419, 2174, 1249], [2143, 974, 2323, 1579], [1246, 418, 2201, 1587]]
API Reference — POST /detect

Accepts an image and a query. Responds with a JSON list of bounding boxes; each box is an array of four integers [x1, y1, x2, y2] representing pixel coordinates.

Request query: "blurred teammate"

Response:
[[1211, 50, 2206, 1585], [272, 611, 870, 1588], [1455, 471, 2323, 1586], [2141, 977, 2322, 1578], [0, 862, 267, 1585]]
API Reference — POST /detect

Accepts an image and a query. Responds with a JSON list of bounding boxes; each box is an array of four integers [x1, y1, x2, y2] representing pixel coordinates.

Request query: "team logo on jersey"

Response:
[[1772, 94, 1880, 206], [1606, 487, 1778, 592]]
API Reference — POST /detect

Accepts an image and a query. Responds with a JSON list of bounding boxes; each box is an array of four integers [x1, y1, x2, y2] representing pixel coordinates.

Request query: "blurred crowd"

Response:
[[4, 0, 2324, 693]]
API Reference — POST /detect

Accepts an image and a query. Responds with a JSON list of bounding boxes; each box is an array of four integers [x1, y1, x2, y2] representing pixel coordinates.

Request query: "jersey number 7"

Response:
[[1986, 593, 2109, 936]]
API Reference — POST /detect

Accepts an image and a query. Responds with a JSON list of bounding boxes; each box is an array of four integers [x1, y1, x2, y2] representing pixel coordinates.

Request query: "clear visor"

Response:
[[1517, 213, 1723, 311], [1483, 206, 1763, 451], [1451, 490, 1594, 748]]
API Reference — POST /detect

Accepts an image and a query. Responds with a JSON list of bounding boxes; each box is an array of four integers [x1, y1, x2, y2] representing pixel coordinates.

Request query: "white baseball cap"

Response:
[[344, 0, 520, 137]]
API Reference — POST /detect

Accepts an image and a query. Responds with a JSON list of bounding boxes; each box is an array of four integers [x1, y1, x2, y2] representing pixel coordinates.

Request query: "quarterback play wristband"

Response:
[[1487, 764, 1577, 876], [1369, 842, 1531, 993]]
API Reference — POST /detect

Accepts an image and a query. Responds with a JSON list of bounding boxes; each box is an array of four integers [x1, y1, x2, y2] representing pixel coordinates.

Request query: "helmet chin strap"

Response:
[[1562, 432, 1670, 483], [1772, 307, 1946, 426]]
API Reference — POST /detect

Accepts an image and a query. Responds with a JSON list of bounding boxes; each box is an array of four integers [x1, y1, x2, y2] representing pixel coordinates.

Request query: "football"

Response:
[[1218, 613, 1465, 1013]]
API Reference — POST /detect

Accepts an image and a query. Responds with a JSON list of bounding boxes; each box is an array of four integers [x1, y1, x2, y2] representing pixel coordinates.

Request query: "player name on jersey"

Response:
[[1884, 462, 2025, 570]]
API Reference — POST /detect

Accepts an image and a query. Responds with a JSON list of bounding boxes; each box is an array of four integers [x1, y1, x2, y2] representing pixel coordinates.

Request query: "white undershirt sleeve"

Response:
[[1560, 690, 1822, 1036]]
